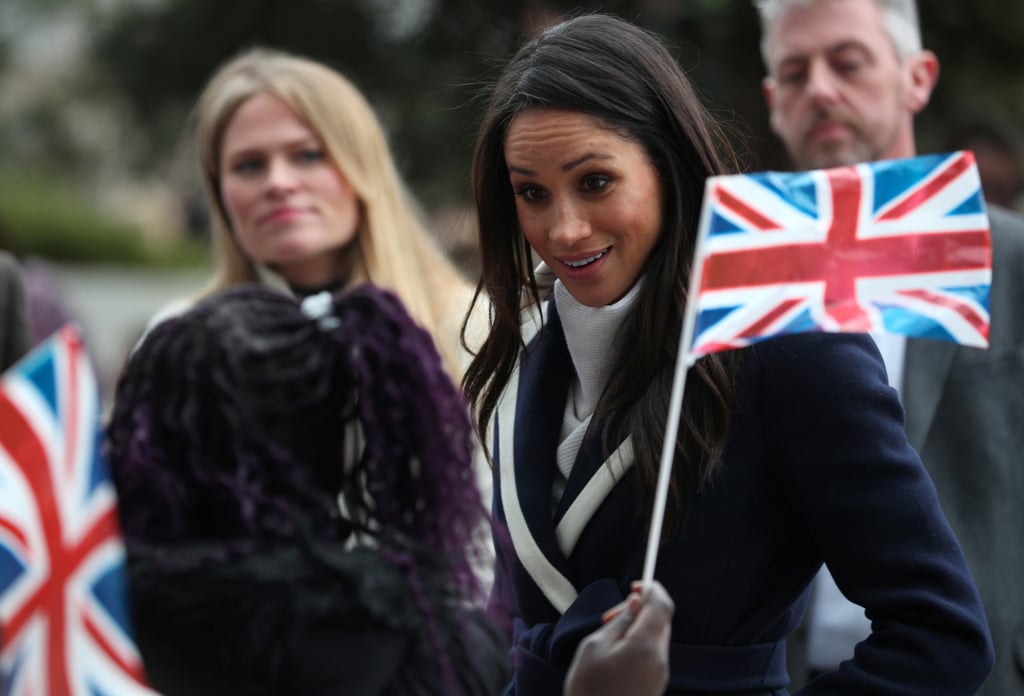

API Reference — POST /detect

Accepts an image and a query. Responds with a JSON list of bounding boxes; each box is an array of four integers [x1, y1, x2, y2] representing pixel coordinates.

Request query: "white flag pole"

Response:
[[640, 178, 718, 594]]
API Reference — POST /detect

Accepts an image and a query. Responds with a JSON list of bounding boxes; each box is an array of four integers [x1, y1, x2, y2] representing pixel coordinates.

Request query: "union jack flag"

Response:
[[0, 325, 154, 695], [688, 151, 992, 356]]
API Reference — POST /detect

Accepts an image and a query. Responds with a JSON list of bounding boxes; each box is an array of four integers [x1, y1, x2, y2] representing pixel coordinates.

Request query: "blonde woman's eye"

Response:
[[230, 158, 264, 175], [296, 149, 326, 164]]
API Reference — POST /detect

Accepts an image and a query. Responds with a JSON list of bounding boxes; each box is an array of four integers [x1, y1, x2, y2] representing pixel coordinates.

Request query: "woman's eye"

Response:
[[581, 174, 611, 192], [230, 158, 264, 175], [295, 148, 326, 164], [515, 185, 547, 203]]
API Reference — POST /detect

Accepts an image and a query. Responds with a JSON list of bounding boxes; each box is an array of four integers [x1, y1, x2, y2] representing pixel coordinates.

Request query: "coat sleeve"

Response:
[[759, 333, 994, 694], [0, 251, 31, 372], [492, 575, 622, 696]]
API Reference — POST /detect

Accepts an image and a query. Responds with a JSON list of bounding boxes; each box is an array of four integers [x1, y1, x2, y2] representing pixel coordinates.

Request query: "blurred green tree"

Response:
[[91, 0, 1024, 207], [91, 0, 527, 206]]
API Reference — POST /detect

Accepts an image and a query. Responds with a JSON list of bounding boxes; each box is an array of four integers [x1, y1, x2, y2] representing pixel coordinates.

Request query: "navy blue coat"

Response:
[[490, 299, 993, 695]]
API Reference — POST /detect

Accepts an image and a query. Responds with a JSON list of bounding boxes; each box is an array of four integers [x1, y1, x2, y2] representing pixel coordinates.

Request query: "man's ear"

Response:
[[762, 75, 777, 111], [763, 76, 783, 137], [906, 49, 939, 115]]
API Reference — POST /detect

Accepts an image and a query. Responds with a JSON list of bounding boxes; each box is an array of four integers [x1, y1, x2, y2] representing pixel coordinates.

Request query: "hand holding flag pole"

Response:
[[641, 151, 992, 593]]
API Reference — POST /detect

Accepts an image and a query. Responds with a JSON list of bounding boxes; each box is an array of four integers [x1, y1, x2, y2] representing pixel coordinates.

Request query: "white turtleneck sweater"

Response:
[[552, 279, 644, 505]]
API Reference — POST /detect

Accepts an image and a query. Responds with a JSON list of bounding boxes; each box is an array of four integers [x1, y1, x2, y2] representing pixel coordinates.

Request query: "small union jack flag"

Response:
[[688, 151, 992, 357], [0, 325, 154, 695]]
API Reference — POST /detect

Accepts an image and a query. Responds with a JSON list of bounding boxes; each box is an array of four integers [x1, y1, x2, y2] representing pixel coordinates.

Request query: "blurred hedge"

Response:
[[0, 173, 207, 267]]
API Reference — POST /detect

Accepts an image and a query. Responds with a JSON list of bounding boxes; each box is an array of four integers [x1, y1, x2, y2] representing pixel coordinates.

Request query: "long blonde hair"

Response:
[[193, 47, 473, 379]]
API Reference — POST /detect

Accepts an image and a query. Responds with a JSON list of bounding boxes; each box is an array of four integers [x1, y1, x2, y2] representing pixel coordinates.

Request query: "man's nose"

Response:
[[805, 60, 841, 107]]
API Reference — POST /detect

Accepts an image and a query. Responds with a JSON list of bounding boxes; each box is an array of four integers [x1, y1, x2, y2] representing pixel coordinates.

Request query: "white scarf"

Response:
[[553, 279, 644, 481]]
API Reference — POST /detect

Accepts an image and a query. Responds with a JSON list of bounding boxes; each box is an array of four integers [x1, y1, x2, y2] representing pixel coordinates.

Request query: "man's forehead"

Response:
[[773, 36, 873, 67], [766, 1, 891, 67]]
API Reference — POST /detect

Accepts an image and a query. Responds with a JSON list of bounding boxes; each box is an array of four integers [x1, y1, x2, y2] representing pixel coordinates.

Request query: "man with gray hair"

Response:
[[754, 0, 1024, 693]]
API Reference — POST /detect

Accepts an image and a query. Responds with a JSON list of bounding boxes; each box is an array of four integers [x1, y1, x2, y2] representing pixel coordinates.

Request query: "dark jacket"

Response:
[[0, 250, 30, 373], [129, 541, 509, 695], [900, 205, 1024, 695], [491, 299, 994, 695]]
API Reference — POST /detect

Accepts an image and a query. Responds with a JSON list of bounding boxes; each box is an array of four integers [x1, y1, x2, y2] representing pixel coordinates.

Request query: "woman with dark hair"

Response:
[[106, 284, 506, 695], [463, 12, 991, 695]]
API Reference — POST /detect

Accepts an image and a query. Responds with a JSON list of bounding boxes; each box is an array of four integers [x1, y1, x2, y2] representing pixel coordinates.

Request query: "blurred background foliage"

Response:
[[0, 173, 206, 265], [1, 0, 1022, 265]]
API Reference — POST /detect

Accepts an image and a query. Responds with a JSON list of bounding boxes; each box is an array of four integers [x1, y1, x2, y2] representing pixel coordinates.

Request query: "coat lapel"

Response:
[[495, 301, 578, 613], [494, 294, 637, 612], [902, 209, 1018, 451], [901, 332, 958, 451], [552, 362, 635, 556], [554, 436, 634, 559]]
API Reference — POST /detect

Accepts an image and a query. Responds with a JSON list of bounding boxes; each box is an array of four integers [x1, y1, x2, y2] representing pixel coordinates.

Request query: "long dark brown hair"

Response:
[[462, 13, 744, 534]]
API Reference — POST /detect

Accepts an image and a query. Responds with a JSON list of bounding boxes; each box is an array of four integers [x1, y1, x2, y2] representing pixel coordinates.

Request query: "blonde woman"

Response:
[[141, 48, 496, 597], [149, 48, 476, 381]]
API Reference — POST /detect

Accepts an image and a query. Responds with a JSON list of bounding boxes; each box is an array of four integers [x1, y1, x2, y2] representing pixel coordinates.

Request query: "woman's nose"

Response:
[[265, 157, 298, 194], [550, 203, 591, 245]]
